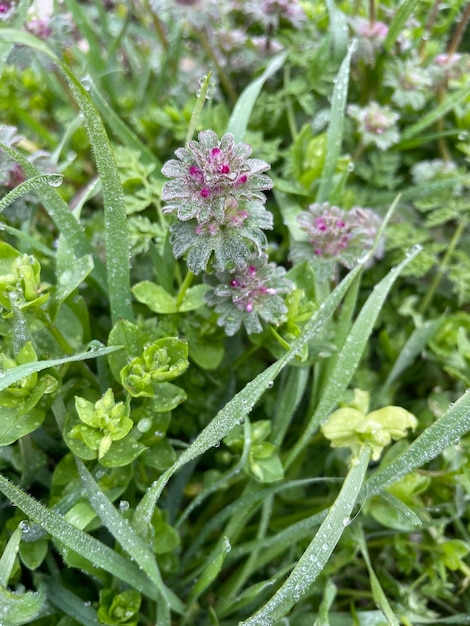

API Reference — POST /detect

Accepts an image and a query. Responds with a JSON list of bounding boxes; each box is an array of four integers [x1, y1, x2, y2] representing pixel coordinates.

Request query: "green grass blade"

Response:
[[89, 80, 162, 170], [76, 460, 184, 619], [384, 0, 420, 52], [399, 82, 470, 142], [0, 474, 160, 601], [227, 52, 287, 142], [0, 173, 63, 214], [0, 345, 121, 392], [134, 261, 365, 529], [0, 29, 133, 323], [239, 446, 372, 625], [366, 388, 470, 497], [355, 526, 401, 626], [383, 317, 442, 391], [0, 524, 23, 586], [285, 244, 422, 469], [325, 0, 348, 62], [0, 223, 54, 257], [0, 143, 106, 289], [316, 42, 355, 203], [44, 577, 100, 626]]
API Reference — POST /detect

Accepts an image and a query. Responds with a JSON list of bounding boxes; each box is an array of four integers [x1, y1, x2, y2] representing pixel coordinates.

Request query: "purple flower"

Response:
[[204, 254, 293, 335], [348, 102, 400, 150], [162, 130, 272, 224], [290, 203, 383, 280]]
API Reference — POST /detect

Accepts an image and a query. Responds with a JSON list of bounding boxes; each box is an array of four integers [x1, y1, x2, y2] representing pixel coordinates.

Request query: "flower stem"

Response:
[[175, 270, 195, 309], [447, 2, 470, 57]]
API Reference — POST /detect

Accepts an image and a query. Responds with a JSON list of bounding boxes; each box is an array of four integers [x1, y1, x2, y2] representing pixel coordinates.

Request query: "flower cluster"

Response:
[[348, 101, 400, 151], [162, 130, 293, 334], [290, 203, 383, 280], [384, 58, 433, 111], [204, 254, 293, 336], [162, 130, 274, 274], [350, 17, 388, 67]]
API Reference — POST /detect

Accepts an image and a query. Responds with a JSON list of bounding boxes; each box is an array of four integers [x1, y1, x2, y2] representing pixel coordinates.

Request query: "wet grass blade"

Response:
[[0, 474, 160, 601], [239, 446, 372, 625], [366, 388, 470, 497], [316, 42, 355, 203], [285, 245, 422, 469], [227, 52, 287, 142], [0, 29, 133, 323]]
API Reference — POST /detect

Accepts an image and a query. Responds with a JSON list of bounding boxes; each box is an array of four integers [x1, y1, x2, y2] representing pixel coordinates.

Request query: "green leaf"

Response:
[[107, 319, 145, 383], [75, 460, 184, 620], [325, 0, 348, 62], [316, 42, 355, 203], [19, 538, 49, 571], [134, 260, 366, 531], [0, 345, 122, 392], [54, 234, 94, 309], [0, 142, 106, 294], [100, 437, 147, 467], [179, 284, 210, 311], [366, 387, 470, 498], [285, 245, 422, 469], [0, 407, 45, 447], [227, 52, 287, 142], [188, 536, 232, 605], [0, 29, 133, 323], [0, 474, 162, 602], [132, 281, 177, 313], [400, 82, 470, 142], [239, 447, 372, 625], [0, 173, 63, 215], [355, 526, 401, 626], [0, 525, 22, 586], [384, 0, 420, 52], [44, 576, 100, 626], [0, 583, 47, 626], [383, 317, 442, 390]]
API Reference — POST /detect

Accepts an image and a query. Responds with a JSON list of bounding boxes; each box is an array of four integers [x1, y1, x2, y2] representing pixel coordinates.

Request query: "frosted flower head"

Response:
[[411, 159, 459, 189], [350, 17, 388, 66], [204, 254, 293, 336], [150, 0, 220, 29], [348, 102, 400, 151], [0, 1, 15, 21], [290, 203, 383, 280], [384, 59, 433, 110], [161, 130, 272, 225], [169, 198, 273, 274], [429, 53, 470, 87], [260, 0, 306, 29]]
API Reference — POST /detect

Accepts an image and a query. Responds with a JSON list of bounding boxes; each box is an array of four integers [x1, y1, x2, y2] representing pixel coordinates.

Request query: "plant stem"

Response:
[[369, 0, 375, 26], [175, 270, 195, 309], [447, 1, 470, 57]]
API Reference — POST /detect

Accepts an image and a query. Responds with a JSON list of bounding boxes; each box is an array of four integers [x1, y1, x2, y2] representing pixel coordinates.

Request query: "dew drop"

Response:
[[19, 520, 30, 533], [47, 174, 64, 187], [119, 500, 130, 512]]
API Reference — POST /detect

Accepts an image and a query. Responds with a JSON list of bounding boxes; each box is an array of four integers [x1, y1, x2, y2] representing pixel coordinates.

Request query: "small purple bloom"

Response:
[[204, 254, 293, 335], [161, 130, 272, 224]]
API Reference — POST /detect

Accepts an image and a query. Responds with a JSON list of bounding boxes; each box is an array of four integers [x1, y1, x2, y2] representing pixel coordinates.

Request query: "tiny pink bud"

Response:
[[200, 187, 210, 198]]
